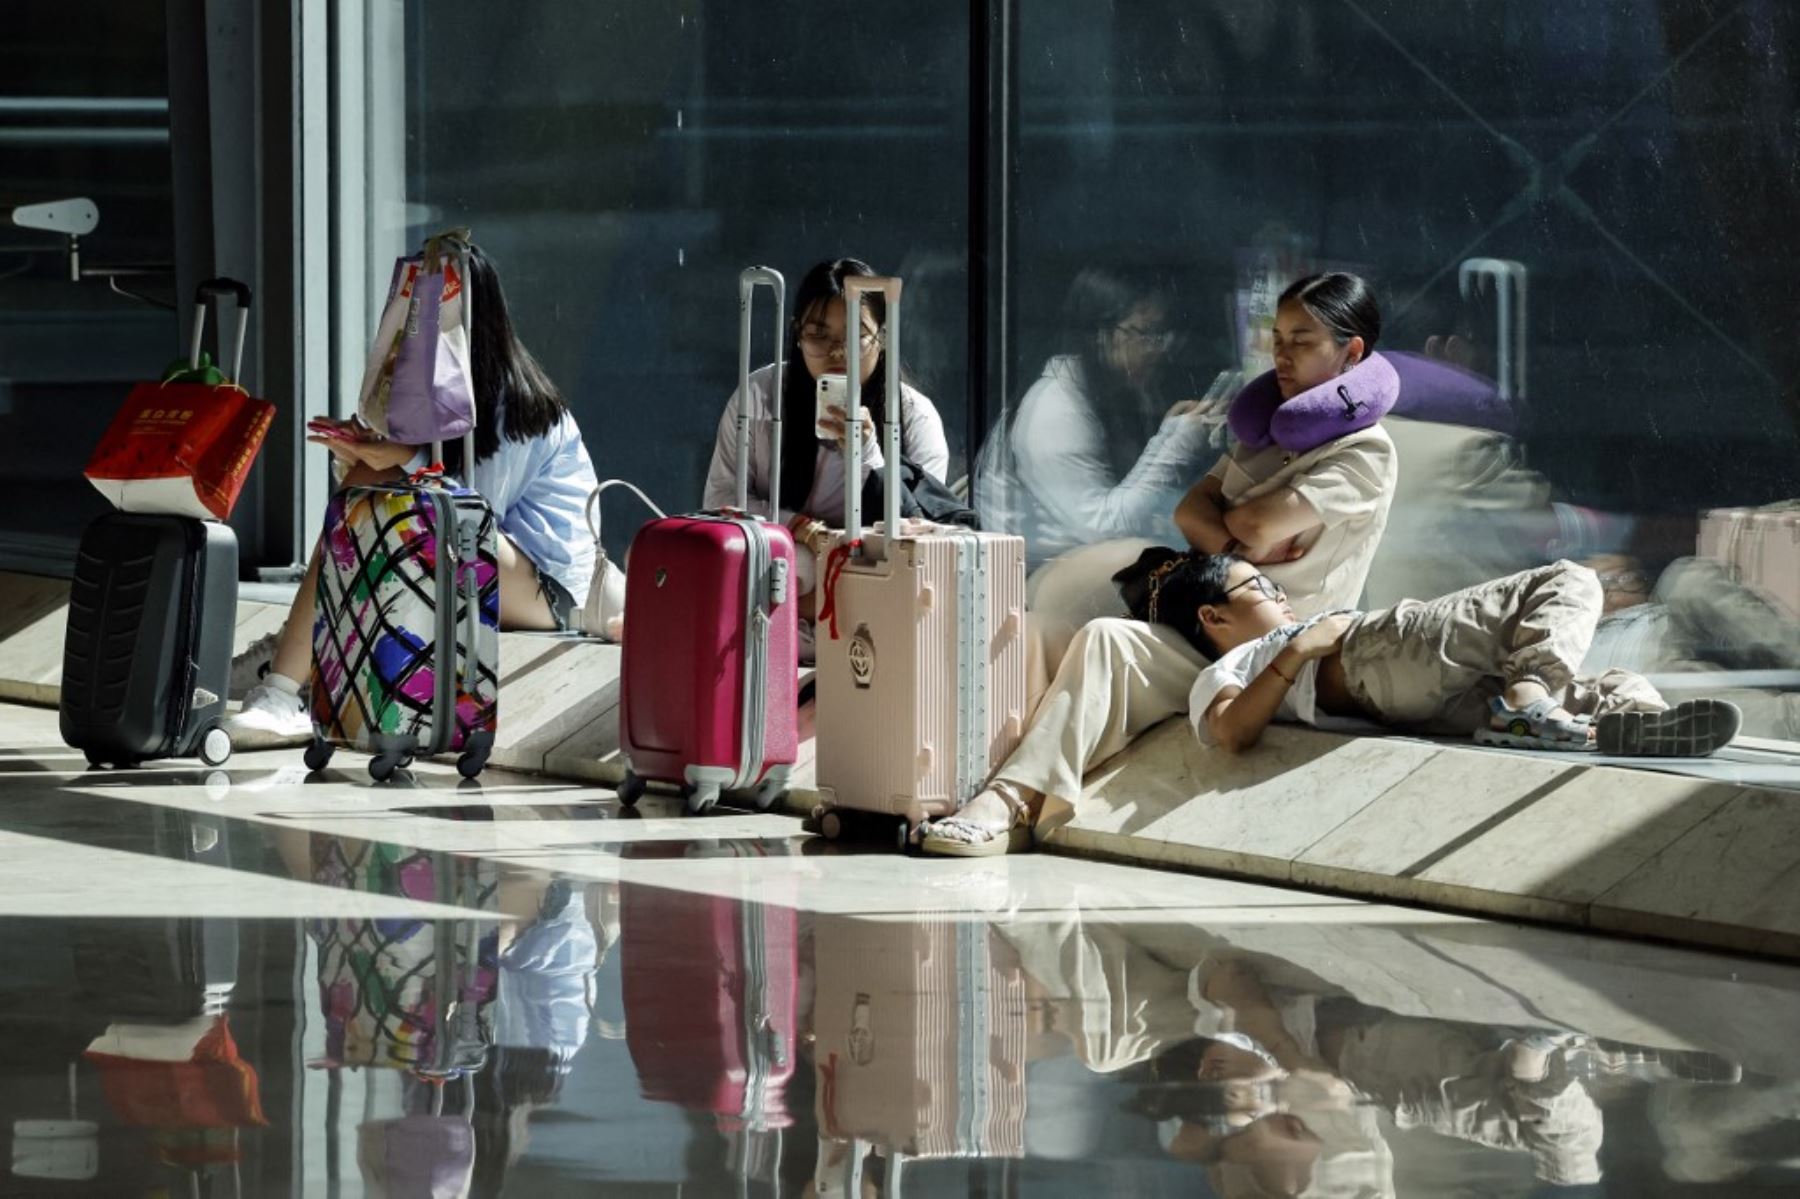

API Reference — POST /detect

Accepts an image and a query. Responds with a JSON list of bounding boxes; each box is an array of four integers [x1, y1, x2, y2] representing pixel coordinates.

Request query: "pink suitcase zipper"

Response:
[[810, 276, 1029, 846], [616, 269, 798, 813]]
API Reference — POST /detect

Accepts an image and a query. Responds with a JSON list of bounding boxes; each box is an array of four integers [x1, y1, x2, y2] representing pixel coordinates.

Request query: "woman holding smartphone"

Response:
[[228, 242, 599, 747], [702, 256, 949, 655]]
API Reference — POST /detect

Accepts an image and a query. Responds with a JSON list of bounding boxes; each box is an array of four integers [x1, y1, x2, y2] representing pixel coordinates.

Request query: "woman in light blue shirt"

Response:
[[230, 243, 598, 746]]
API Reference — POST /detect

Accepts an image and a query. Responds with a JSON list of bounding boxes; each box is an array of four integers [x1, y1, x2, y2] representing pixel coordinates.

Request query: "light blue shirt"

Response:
[[411, 408, 598, 605]]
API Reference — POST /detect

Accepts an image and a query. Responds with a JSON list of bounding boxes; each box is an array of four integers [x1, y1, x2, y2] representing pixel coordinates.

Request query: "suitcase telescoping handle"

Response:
[[842, 275, 904, 556], [189, 276, 253, 384], [737, 266, 786, 520]]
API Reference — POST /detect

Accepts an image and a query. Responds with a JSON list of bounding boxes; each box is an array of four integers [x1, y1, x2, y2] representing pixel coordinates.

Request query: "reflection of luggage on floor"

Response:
[[1698, 501, 1800, 621], [69, 810, 263, 1180], [812, 915, 1027, 1166], [305, 443, 500, 783], [59, 512, 237, 769], [355, 1075, 476, 1199], [620, 840, 799, 1134], [617, 268, 799, 814], [85, 1016, 268, 1135], [70, 810, 239, 1022], [307, 838, 498, 1077], [812, 276, 1028, 846]]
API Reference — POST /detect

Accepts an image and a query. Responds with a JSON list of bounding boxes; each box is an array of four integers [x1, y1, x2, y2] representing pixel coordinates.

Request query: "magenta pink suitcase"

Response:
[[617, 269, 799, 813], [811, 277, 1029, 847], [1698, 501, 1800, 621]]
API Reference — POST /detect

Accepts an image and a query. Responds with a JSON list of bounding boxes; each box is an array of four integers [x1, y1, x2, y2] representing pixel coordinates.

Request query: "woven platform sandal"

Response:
[[920, 784, 1034, 858]]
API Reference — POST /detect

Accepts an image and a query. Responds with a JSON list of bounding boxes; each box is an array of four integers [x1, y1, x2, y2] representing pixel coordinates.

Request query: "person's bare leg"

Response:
[[267, 548, 321, 683], [496, 534, 558, 631]]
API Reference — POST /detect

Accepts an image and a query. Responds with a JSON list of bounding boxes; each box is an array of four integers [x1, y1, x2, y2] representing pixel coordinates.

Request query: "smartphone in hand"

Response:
[[815, 373, 848, 440]]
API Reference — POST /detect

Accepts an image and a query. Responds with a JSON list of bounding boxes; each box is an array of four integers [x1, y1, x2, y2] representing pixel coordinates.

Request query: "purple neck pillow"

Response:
[[1385, 351, 1517, 436], [1228, 351, 1400, 455]]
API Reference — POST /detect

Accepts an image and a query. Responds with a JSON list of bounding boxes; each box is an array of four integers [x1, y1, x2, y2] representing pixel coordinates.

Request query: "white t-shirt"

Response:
[[1205, 424, 1397, 618], [1187, 612, 1370, 744], [701, 362, 949, 524]]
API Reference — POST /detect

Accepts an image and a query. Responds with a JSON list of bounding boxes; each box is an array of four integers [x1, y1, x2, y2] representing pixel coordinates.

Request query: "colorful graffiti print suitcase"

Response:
[[305, 469, 500, 782], [812, 915, 1027, 1167], [812, 277, 1029, 847], [616, 268, 799, 813]]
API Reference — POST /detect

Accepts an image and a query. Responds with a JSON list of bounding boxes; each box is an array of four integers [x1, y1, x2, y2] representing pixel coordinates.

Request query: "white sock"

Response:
[[263, 672, 302, 697]]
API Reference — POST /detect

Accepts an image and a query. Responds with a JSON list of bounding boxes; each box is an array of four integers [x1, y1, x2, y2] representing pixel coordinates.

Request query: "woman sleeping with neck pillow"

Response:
[[1174, 272, 1398, 618]]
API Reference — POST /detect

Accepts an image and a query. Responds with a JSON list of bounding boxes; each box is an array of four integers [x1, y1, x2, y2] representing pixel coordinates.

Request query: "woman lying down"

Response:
[[1120, 550, 1742, 757]]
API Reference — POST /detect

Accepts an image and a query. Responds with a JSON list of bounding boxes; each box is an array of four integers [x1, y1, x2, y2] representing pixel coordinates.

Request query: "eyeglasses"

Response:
[[1114, 324, 1176, 351], [1224, 574, 1285, 602], [798, 326, 880, 358]]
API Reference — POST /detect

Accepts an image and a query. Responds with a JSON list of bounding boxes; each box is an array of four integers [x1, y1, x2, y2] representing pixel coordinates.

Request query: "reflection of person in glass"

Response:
[[982, 265, 1221, 565], [922, 274, 1397, 857], [703, 257, 949, 657]]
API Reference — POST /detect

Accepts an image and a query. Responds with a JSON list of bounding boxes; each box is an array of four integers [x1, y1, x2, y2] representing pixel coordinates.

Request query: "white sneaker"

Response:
[[229, 632, 282, 701], [227, 681, 312, 749]]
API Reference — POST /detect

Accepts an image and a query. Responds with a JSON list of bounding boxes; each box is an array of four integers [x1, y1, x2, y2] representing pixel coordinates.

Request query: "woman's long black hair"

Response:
[[440, 242, 570, 477], [777, 257, 902, 515], [1062, 264, 1172, 400]]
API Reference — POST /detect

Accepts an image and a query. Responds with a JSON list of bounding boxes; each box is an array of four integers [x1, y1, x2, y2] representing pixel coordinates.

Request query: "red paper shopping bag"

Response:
[[85, 381, 275, 520]]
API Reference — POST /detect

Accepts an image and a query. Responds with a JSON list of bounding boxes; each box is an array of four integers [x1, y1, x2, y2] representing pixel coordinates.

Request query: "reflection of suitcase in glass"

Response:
[[811, 277, 1028, 846], [1699, 501, 1800, 621], [812, 915, 1027, 1167]]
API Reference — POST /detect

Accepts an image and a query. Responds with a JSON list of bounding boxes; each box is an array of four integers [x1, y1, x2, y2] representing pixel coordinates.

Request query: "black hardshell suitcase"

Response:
[[59, 512, 238, 768]]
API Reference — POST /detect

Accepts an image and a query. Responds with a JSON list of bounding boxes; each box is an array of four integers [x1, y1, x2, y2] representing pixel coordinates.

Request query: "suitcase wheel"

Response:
[[83, 752, 111, 770], [683, 782, 720, 814], [303, 737, 334, 773], [616, 770, 646, 809], [818, 809, 844, 841], [895, 818, 914, 855], [197, 725, 232, 769], [455, 730, 493, 780], [368, 752, 404, 783]]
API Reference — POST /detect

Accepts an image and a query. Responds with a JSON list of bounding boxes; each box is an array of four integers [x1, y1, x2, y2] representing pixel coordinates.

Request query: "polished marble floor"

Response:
[[3, 702, 1799, 1197]]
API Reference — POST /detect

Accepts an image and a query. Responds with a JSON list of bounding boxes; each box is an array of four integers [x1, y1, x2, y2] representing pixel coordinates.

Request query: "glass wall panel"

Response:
[[1004, 0, 1800, 744], [404, 1, 971, 555], [0, 2, 175, 570]]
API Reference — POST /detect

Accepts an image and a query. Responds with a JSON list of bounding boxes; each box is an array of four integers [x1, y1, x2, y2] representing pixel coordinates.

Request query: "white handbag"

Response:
[[578, 480, 666, 640]]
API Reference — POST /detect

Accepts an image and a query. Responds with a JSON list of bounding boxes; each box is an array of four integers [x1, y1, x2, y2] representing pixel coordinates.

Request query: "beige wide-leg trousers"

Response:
[[998, 617, 1209, 828]]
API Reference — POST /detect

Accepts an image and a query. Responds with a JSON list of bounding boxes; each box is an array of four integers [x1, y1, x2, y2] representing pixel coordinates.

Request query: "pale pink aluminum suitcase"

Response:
[[1698, 501, 1800, 621], [811, 915, 1027, 1168], [617, 268, 798, 813], [811, 276, 1028, 846]]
